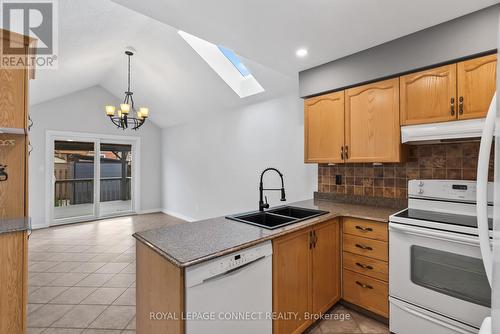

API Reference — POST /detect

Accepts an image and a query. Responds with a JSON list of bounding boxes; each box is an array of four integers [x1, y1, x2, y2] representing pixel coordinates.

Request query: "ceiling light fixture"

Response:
[[105, 50, 149, 130], [296, 48, 308, 58]]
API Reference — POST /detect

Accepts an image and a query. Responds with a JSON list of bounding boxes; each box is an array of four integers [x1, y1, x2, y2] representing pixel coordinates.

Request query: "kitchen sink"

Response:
[[226, 206, 329, 230]]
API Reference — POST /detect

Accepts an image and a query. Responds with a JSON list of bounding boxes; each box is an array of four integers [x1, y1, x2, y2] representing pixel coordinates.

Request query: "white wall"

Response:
[[161, 94, 317, 221], [29, 86, 162, 229]]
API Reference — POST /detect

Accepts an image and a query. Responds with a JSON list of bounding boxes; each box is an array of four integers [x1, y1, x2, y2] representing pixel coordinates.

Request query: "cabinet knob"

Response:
[[355, 243, 373, 251], [355, 262, 374, 270], [356, 281, 374, 289], [355, 225, 373, 232], [0, 164, 8, 182]]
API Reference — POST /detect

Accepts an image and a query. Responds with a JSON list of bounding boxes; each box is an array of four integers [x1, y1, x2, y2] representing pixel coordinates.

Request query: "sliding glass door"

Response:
[[99, 143, 133, 215], [53, 140, 96, 221], [50, 134, 137, 225]]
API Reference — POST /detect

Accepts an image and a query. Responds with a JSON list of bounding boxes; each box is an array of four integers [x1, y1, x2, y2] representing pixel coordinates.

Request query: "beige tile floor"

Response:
[[28, 213, 389, 334]]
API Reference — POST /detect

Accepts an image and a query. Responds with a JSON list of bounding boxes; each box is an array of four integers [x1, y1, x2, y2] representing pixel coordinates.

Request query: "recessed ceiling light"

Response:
[[296, 48, 308, 58]]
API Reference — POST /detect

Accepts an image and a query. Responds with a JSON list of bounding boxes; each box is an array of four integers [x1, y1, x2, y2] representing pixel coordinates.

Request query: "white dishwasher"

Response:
[[185, 240, 273, 334]]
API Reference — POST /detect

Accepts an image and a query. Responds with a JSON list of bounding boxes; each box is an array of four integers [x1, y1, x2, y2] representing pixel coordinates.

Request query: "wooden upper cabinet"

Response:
[[0, 69, 26, 129], [304, 91, 345, 163], [400, 64, 457, 125], [345, 78, 401, 163], [311, 219, 340, 315], [273, 228, 311, 334], [457, 54, 496, 120]]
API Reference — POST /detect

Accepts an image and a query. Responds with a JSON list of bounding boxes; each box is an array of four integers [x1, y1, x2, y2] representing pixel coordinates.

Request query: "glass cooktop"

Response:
[[394, 209, 493, 230]]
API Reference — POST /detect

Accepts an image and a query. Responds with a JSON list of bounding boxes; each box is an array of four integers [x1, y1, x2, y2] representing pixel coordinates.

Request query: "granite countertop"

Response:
[[133, 199, 404, 268], [0, 217, 31, 234]]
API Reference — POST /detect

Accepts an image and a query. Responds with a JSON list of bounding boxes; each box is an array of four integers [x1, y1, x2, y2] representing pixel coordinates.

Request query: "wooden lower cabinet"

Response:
[[273, 219, 340, 334], [0, 231, 28, 333], [311, 220, 340, 315], [342, 218, 389, 319]]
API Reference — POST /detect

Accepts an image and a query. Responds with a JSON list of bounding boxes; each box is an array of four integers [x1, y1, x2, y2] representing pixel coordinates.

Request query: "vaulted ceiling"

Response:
[[29, 0, 500, 128]]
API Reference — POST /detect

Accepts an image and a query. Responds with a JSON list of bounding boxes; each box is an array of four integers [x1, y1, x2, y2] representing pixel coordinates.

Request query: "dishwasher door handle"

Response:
[[200, 255, 267, 285]]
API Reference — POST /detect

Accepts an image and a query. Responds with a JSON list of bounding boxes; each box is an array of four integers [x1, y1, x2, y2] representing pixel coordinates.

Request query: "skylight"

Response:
[[178, 31, 264, 98]]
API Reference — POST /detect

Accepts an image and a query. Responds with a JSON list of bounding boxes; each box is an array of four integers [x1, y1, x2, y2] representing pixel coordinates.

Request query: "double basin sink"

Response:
[[226, 206, 329, 230]]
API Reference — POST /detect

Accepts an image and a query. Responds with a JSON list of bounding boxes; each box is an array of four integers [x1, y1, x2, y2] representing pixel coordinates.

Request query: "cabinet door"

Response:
[[0, 231, 27, 333], [273, 228, 312, 334], [304, 91, 345, 163], [457, 54, 496, 120], [400, 64, 457, 125], [345, 78, 401, 163], [0, 134, 25, 219], [311, 219, 340, 315], [0, 69, 26, 129]]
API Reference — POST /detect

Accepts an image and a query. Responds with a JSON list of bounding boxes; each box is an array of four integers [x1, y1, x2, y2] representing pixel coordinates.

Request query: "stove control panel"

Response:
[[408, 180, 493, 203]]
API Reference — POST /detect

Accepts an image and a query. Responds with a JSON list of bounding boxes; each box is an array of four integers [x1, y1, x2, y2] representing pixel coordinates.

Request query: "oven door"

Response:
[[389, 222, 491, 328]]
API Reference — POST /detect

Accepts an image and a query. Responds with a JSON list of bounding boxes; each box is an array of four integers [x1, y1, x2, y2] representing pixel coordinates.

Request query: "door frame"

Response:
[[45, 130, 141, 226]]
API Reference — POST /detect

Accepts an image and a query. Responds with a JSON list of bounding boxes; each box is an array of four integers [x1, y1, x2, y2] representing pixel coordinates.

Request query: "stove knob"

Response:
[[419, 181, 424, 187], [418, 189, 424, 194]]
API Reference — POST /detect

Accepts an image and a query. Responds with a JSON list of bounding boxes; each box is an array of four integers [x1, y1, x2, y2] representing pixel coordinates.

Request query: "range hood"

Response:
[[401, 118, 485, 144]]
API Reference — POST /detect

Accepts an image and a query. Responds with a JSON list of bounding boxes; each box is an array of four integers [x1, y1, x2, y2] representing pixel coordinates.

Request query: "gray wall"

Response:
[[299, 4, 500, 98]]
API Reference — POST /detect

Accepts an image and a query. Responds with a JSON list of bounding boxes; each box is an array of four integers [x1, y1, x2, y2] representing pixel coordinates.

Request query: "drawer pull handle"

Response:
[[356, 281, 373, 289], [0, 164, 8, 182], [355, 225, 373, 232], [355, 262, 373, 270], [450, 97, 455, 116], [355, 243, 373, 251]]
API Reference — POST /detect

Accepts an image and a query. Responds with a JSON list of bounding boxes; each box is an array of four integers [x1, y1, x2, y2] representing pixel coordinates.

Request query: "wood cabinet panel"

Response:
[[311, 219, 340, 315], [0, 231, 27, 333], [304, 91, 345, 163], [345, 78, 401, 163], [0, 134, 25, 219], [343, 234, 388, 261], [457, 54, 496, 120], [343, 269, 388, 317], [400, 64, 457, 125], [343, 252, 388, 282], [273, 228, 312, 334], [0, 68, 26, 129], [136, 241, 184, 334], [343, 217, 388, 241]]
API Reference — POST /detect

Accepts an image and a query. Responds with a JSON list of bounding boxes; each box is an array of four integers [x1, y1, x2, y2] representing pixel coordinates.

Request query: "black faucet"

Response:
[[259, 167, 286, 211]]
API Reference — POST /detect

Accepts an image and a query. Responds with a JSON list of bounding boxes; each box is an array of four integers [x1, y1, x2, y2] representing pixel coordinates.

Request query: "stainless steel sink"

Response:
[[226, 206, 329, 230]]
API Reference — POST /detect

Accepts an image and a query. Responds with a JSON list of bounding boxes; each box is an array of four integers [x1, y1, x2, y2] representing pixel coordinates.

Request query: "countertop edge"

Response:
[[134, 207, 393, 269]]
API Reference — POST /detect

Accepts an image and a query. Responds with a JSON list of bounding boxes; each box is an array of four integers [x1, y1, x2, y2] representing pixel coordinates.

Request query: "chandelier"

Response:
[[105, 50, 149, 130]]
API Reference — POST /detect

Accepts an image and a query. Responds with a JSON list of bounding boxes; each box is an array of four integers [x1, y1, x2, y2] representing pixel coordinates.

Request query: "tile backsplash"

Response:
[[318, 142, 494, 199]]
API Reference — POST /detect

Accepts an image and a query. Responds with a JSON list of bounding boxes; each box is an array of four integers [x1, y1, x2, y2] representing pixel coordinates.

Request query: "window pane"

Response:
[[99, 143, 132, 215], [54, 141, 95, 219], [411, 245, 491, 307]]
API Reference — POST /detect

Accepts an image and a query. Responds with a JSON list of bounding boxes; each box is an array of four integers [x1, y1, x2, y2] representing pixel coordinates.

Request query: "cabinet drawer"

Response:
[[343, 269, 388, 317], [343, 217, 388, 241], [343, 234, 388, 261], [343, 252, 388, 282]]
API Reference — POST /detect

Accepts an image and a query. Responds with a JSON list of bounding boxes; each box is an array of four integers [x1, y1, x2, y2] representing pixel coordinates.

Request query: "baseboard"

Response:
[[138, 208, 162, 214], [161, 209, 196, 222]]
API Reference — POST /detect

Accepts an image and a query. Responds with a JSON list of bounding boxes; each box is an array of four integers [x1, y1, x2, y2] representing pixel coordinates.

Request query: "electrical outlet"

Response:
[[335, 174, 342, 185]]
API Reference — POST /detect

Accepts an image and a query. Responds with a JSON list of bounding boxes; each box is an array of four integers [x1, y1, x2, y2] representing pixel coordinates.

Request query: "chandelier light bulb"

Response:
[[139, 107, 149, 118], [120, 103, 130, 114], [105, 105, 116, 116]]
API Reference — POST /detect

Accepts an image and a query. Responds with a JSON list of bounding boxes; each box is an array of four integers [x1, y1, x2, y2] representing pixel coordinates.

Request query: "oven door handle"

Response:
[[389, 223, 480, 246], [476, 92, 495, 285]]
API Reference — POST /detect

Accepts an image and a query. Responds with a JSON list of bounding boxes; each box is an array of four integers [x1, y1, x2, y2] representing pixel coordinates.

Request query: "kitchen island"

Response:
[[133, 199, 400, 334]]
